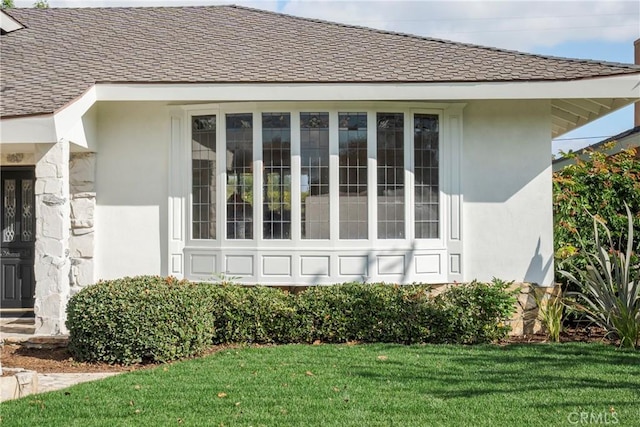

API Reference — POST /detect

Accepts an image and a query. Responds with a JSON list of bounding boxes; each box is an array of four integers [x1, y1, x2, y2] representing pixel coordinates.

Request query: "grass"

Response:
[[2, 343, 639, 426]]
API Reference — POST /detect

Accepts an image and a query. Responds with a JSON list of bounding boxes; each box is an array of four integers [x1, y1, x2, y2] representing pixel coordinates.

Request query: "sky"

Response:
[[11, 0, 640, 155]]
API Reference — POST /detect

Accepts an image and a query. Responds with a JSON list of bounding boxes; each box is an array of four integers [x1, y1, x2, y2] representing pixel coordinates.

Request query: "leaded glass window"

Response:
[[263, 113, 291, 239], [377, 113, 405, 239], [3, 179, 16, 243], [21, 179, 34, 242], [414, 114, 439, 239], [226, 113, 254, 239], [339, 113, 368, 239], [300, 113, 330, 239], [192, 115, 217, 240]]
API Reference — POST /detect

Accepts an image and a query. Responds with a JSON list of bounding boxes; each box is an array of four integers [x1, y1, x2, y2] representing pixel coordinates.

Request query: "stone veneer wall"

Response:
[[68, 153, 96, 295]]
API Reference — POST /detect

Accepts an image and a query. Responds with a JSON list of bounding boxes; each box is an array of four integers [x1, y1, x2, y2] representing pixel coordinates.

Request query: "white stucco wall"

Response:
[[462, 100, 554, 285], [94, 102, 170, 280], [90, 99, 554, 285]]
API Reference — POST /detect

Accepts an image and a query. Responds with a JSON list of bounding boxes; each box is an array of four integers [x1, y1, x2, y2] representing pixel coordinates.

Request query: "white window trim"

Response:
[[169, 101, 464, 284]]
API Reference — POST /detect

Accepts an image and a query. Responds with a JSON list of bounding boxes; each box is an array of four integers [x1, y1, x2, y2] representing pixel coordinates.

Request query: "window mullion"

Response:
[[367, 111, 377, 242], [290, 111, 302, 242], [405, 111, 414, 240], [329, 111, 340, 243], [253, 112, 263, 244]]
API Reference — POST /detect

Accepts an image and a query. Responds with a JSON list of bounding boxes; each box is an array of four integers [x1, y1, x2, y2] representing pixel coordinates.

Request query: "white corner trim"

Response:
[[53, 86, 97, 142]]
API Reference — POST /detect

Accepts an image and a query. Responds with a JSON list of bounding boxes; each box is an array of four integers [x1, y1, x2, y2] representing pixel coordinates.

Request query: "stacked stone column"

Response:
[[34, 142, 71, 335], [69, 153, 96, 295]]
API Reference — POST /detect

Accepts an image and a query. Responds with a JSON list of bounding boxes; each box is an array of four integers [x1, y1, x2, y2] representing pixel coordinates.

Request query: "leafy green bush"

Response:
[[561, 205, 640, 349], [296, 283, 434, 344], [554, 147, 640, 274], [430, 279, 517, 344], [210, 285, 299, 344], [66, 276, 217, 364], [67, 277, 518, 364]]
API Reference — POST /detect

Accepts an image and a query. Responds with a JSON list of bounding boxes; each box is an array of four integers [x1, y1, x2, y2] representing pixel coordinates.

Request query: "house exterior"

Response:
[[552, 126, 640, 172], [1, 6, 639, 335]]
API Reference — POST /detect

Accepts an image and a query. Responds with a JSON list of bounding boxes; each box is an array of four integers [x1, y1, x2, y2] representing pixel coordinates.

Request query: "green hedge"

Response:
[[66, 276, 217, 364], [66, 277, 516, 365]]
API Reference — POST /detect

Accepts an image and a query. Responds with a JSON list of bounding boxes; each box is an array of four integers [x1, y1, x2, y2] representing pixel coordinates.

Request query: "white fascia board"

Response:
[[95, 74, 640, 102], [0, 10, 23, 33], [0, 115, 56, 143], [0, 87, 97, 145]]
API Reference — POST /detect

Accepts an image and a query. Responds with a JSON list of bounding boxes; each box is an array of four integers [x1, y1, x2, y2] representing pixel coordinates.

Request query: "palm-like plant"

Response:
[[560, 204, 640, 349]]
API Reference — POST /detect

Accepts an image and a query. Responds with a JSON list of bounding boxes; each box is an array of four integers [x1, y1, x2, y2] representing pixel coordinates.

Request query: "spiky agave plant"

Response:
[[560, 204, 640, 349]]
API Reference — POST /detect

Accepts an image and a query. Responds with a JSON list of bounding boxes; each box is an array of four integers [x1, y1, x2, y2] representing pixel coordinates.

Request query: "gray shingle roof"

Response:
[[1, 5, 639, 118]]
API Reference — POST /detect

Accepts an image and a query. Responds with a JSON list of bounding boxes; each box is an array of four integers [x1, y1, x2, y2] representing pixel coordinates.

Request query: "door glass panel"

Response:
[[263, 113, 291, 239], [192, 115, 217, 240], [3, 179, 16, 243], [21, 179, 34, 242], [300, 113, 330, 239], [339, 113, 368, 239], [226, 113, 254, 239], [377, 113, 405, 239], [414, 114, 439, 239]]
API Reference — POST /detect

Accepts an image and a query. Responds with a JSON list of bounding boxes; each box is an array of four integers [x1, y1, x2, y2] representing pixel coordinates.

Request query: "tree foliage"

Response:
[[1, 0, 15, 9], [553, 144, 640, 274]]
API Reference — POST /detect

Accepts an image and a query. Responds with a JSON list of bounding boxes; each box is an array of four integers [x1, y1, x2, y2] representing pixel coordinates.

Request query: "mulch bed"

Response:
[[1, 327, 616, 375]]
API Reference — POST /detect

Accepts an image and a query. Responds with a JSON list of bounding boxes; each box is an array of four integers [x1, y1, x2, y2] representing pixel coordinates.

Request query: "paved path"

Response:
[[2, 317, 121, 400], [1, 371, 121, 401]]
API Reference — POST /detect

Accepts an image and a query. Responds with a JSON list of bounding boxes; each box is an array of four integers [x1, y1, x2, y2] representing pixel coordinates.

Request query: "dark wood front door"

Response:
[[1, 167, 36, 309]]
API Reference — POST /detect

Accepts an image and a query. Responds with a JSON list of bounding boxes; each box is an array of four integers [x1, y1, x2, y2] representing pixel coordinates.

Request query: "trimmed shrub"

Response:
[[430, 279, 516, 344], [66, 276, 217, 365], [210, 285, 299, 344], [66, 276, 517, 364], [296, 283, 433, 344]]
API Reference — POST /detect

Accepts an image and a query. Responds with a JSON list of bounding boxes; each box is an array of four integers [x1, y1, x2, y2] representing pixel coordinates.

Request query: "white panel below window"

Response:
[[450, 254, 461, 275], [191, 254, 216, 275], [415, 254, 440, 274], [301, 256, 330, 276], [339, 256, 368, 276], [171, 254, 183, 274], [226, 255, 254, 276], [377, 255, 405, 275], [263, 256, 292, 276]]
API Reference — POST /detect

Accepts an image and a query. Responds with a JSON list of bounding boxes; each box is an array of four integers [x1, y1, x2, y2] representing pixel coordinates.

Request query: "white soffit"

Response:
[[0, 10, 24, 34], [551, 97, 636, 138]]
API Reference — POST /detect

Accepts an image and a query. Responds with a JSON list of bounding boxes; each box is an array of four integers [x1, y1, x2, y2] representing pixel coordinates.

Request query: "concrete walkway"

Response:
[[1, 370, 120, 401], [1, 316, 121, 401]]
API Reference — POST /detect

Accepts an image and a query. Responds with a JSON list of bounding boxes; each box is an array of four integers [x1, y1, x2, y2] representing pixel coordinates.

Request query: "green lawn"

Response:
[[2, 343, 639, 426]]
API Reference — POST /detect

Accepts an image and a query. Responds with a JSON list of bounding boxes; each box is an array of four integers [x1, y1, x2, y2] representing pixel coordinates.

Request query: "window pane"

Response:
[[414, 114, 439, 239], [192, 115, 216, 240], [339, 113, 368, 239], [263, 113, 291, 239], [21, 179, 34, 242], [300, 113, 330, 239], [377, 113, 404, 239], [226, 113, 254, 239]]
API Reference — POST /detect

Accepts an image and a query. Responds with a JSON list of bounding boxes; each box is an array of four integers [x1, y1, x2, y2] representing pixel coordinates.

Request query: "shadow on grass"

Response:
[[345, 343, 640, 400]]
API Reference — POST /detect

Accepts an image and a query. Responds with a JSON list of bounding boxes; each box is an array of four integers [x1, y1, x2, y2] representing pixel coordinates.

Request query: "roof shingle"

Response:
[[1, 5, 639, 118]]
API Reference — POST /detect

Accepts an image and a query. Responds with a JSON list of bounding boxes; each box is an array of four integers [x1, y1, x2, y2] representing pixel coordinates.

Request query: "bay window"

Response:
[[190, 107, 442, 243]]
